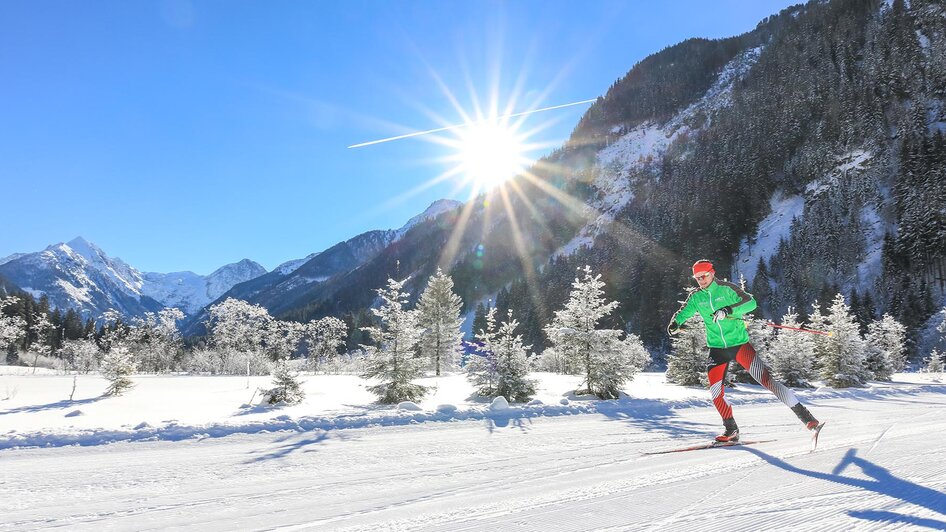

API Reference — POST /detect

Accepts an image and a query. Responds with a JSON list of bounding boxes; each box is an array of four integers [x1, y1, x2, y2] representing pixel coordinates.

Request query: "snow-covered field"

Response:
[[2, 368, 945, 530]]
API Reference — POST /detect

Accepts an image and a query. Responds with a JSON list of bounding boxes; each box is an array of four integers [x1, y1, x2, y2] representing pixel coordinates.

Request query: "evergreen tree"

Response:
[[265, 357, 305, 404], [361, 277, 427, 404], [544, 266, 649, 399], [491, 310, 536, 402], [767, 308, 816, 387], [0, 297, 26, 363], [864, 314, 907, 380], [472, 302, 489, 340], [922, 349, 944, 376], [466, 307, 499, 396], [820, 293, 870, 387], [101, 343, 136, 396], [750, 258, 773, 319], [416, 268, 464, 376], [666, 317, 708, 387]]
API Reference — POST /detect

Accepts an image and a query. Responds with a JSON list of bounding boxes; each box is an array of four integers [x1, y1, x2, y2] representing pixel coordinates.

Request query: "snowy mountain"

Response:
[[396, 199, 463, 238], [140, 259, 268, 315], [0, 237, 266, 319]]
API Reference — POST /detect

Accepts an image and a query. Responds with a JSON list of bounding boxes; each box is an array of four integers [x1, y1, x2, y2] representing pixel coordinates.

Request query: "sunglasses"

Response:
[[693, 272, 713, 281]]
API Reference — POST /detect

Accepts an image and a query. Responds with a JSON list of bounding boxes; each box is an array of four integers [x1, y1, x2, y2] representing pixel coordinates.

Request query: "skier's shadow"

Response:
[[738, 446, 946, 528], [483, 412, 531, 433]]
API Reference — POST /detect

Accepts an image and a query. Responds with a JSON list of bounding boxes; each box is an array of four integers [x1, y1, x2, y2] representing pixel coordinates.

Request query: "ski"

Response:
[[810, 421, 826, 452], [642, 439, 776, 455]]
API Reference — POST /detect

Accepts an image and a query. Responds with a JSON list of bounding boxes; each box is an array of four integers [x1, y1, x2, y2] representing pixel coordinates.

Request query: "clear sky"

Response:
[[1, 0, 800, 275]]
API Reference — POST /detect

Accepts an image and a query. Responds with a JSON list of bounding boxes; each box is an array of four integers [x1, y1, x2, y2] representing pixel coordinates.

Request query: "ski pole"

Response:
[[725, 317, 832, 336], [761, 322, 833, 336]]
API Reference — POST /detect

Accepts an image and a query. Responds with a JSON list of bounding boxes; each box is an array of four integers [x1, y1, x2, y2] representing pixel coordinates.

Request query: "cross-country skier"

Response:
[[667, 260, 822, 442]]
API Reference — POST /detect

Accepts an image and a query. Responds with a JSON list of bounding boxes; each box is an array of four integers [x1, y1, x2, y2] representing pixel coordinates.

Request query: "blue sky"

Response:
[[1, 0, 799, 274]]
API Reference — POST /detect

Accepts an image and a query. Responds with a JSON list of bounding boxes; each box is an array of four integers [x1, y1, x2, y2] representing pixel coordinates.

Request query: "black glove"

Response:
[[712, 306, 733, 323], [667, 321, 681, 336]]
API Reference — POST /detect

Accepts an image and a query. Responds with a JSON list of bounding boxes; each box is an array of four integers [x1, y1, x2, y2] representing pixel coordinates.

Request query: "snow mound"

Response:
[[490, 396, 510, 411], [397, 401, 423, 411], [64, 410, 83, 418]]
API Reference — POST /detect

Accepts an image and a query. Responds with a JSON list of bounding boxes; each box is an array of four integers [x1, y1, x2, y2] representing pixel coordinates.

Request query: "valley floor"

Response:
[[1, 371, 944, 530]]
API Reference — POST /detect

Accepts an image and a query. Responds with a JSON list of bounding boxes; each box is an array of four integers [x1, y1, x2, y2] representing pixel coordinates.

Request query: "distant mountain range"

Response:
[[0, 199, 462, 322]]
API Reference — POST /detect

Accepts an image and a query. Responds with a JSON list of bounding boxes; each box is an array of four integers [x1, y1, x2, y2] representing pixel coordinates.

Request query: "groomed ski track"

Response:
[[2, 385, 945, 531]]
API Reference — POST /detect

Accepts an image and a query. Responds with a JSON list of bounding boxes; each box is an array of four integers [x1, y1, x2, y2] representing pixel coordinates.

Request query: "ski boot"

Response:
[[715, 418, 740, 443]]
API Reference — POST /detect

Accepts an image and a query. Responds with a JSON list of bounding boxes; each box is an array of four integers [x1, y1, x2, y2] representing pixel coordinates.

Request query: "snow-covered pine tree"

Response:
[[544, 266, 649, 399], [101, 343, 136, 396], [807, 301, 830, 374], [490, 310, 536, 402], [767, 308, 816, 387], [303, 316, 348, 372], [466, 307, 499, 396], [0, 296, 26, 364], [265, 357, 305, 404], [416, 268, 464, 376], [820, 293, 870, 387], [361, 277, 427, 404], [666, 316, 708, 387], [864, 314, 907, 381], [923, 349, 944, 376], [99, 310, 136, 395]]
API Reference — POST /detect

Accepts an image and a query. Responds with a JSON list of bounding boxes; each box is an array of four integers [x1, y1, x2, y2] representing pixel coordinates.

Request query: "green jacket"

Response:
[[672, 280, 757, 348]]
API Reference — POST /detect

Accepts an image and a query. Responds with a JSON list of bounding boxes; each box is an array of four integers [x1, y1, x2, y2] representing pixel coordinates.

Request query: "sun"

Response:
[[454, 120, 530, 191]]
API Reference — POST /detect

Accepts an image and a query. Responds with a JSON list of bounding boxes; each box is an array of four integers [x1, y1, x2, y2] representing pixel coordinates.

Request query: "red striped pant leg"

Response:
[[707, 362, 733, 421], [735, 343, 801, 409]]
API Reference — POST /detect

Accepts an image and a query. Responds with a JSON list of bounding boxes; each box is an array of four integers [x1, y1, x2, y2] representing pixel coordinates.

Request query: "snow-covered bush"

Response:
[[416, 268, 464, 376], [185, 347, 225, 374], [532, 346, 568, 373], [544, 266, 649, 399], [361, 277, 428, 404]]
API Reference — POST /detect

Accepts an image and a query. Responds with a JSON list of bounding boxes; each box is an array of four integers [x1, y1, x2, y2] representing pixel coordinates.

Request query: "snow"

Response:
[[736, 191, 806, 282], [396, 199, 463, 237], [54, 279, 92, 305], [274, 252, 321, 276], [1, 367, 944, 530]]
